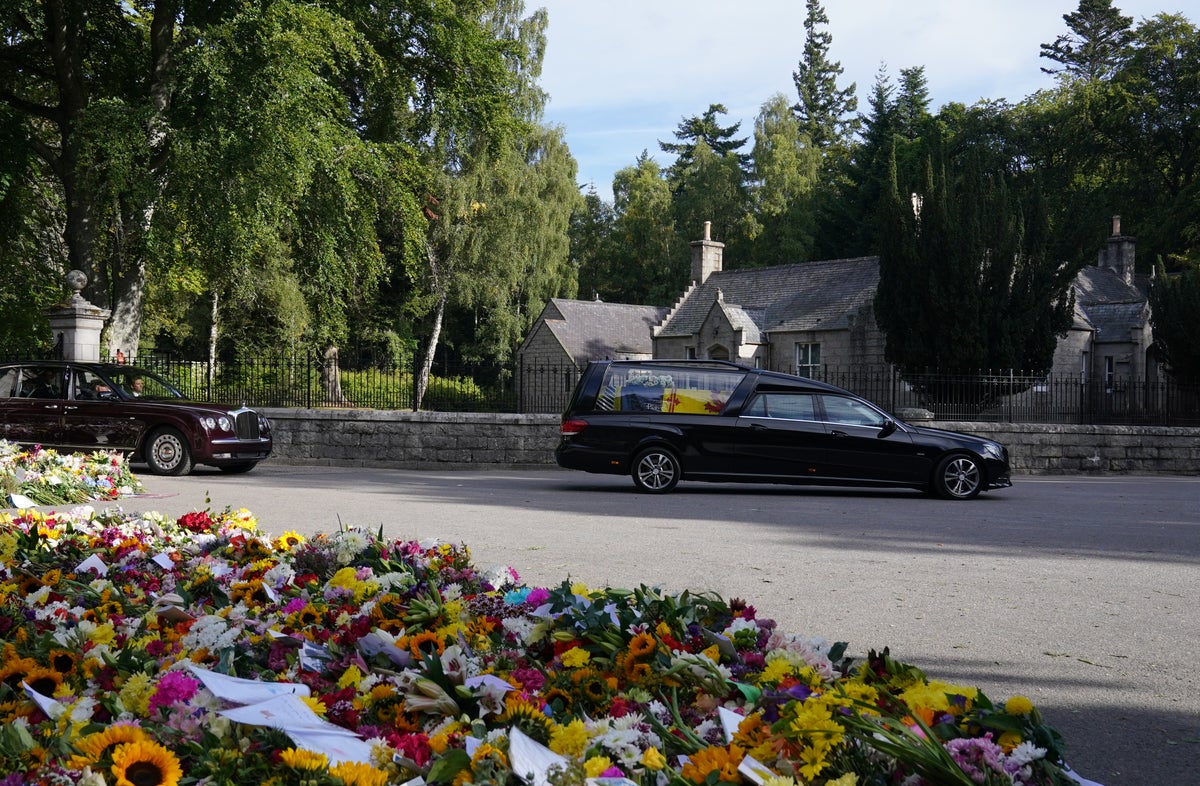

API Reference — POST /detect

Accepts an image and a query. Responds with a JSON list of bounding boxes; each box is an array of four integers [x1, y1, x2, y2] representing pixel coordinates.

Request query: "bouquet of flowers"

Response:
[[1, 440, 144, 507], [0, 505, 1082, 786]]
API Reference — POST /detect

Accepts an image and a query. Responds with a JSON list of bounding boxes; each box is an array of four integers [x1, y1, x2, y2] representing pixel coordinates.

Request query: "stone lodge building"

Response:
[[517, 219, 1156, 412]]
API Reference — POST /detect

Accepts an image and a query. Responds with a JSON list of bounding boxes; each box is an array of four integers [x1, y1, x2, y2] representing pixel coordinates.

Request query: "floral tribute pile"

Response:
[[1, 440, 143, 507], [0, 505, 1086, 786]]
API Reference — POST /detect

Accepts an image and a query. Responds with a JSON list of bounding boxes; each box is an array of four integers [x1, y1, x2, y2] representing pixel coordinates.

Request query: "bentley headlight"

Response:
[[217, 416, 233, 431], [202, 416, 216, 429]]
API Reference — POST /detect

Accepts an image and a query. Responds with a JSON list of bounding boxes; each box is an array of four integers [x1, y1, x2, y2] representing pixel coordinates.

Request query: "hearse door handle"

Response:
[[830, 429, 849, 438], [64, 405, 79, 411]]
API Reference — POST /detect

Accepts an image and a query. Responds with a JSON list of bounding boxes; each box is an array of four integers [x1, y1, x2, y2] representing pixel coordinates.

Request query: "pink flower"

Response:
[[149, 670, 201, 713]]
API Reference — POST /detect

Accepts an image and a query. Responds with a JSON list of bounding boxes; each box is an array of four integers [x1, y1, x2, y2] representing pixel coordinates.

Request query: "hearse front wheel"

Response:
[[933, 453, 982, 500], [631, 447, 681, 494]]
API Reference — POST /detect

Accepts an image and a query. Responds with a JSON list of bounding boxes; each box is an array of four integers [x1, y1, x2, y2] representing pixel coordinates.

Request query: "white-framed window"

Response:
[[685, 347, 697, 359], [1104, 355, 1114, 392], [795, 342, 821, 377]]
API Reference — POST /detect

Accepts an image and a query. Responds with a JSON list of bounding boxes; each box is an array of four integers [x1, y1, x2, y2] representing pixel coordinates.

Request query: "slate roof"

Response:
[[656, 257, 880, 338], [535, 298, 669, 363], [1072, 265, 1149, 341]]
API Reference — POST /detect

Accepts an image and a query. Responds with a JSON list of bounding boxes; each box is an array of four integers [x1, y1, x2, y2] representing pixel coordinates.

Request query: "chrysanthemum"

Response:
[[111, 739, 183, 786]]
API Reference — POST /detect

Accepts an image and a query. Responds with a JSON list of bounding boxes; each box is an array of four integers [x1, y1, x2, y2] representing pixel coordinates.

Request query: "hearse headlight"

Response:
[[980, 442, 1004, 461]]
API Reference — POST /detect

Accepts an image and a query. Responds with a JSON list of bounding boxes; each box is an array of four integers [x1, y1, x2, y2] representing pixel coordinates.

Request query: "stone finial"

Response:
[[65, 269, 88, 302], [703, 220, 712, 241], [1112, 215, 1121, 236]]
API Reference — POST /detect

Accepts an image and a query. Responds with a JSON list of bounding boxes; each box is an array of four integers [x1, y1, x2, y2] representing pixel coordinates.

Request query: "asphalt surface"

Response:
[[15, 463, 1200, 785]]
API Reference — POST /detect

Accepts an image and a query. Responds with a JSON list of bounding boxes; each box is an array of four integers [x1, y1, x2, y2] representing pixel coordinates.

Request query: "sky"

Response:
[[534, 0, 1176, 201]]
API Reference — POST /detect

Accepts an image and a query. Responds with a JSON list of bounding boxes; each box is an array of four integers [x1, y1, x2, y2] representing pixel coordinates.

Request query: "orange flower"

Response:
[[680, 745, 744, 785]]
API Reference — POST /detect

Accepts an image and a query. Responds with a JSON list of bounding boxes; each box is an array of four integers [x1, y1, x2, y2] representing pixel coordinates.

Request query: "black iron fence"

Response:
[[6, 351, 1199, 424], [802, 366, 1200, 426]]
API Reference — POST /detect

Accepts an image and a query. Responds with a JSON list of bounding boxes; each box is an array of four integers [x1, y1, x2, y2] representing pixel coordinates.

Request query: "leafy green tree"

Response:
[[750, 93, 819, 264], [1149, 263, 1200, 385], [1040, 0, 1134, 81], [0, 0, 209, 355], [610, 153, 677, 305], [570, 187, 618, 302]]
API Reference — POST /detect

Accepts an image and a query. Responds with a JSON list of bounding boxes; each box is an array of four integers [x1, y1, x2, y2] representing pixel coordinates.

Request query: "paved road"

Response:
[[43, 465, 1200, 785]]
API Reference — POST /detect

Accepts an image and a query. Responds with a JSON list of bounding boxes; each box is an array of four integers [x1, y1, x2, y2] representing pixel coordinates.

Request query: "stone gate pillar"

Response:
[[46, 270, 110, 362]]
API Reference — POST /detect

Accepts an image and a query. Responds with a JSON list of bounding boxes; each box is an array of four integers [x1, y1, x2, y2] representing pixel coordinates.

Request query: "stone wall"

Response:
[[261, 408, 1200, 475]]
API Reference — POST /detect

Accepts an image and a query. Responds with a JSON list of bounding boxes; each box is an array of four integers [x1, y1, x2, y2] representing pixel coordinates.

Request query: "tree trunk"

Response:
[[322, 345, 348, 406], [415, 292, 446, 411], [208, 291, 219, 395]]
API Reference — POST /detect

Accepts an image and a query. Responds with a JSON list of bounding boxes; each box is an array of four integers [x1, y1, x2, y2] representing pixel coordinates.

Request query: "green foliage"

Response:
[[1040, 0, 1134, 81], [792, 0, 859, 153], [750, 94, 820, 264], [1149, 263, 1200, 385], [874, 120, 1076, 390]]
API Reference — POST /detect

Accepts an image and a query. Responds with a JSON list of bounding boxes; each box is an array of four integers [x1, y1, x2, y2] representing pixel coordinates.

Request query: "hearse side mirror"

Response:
[[878, 419, 897, 438]]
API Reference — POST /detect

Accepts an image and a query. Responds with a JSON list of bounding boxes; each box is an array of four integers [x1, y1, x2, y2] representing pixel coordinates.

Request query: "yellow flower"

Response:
[[584, 755, 614, 778], [640, 747, 667, 771], [561, 647, 590, 668], [549, 719, 590, 757], [825, 774, 858, 786], [998, 730, 1024, 752], [67, 724, 152, 769], [300, 695, 328, 717], [118, 672, 155, 717], [280, 748, 330, 771], [338, 664, 366, 691], [1005, 695, 1034, 715], [273, 531, 306, 550], [680, 746, 743, 785], [111, 739, 183, 786], [329, 761, 389, 786]]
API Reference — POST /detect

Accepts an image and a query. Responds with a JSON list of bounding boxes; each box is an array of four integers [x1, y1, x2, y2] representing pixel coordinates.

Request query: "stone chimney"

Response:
[[690, 221, 724, 284], [1097, 214, 1136, 287]]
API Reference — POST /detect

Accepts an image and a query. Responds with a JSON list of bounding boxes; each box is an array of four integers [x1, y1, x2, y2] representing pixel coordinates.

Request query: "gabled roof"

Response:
[[532, 298, 669, 363], [656, 257, 880, 338], [1072, 265, 1149, 339]]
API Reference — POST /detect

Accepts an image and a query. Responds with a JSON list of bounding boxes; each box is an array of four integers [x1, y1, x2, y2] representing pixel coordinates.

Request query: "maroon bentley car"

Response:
[[0, 361, 272, 475]]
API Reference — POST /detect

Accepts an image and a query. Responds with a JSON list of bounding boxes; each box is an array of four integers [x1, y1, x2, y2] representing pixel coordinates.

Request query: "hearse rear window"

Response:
[[597, 365, 745, 414]]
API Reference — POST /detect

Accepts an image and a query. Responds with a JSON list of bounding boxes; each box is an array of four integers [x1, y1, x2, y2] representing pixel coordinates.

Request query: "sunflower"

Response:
[[499, 696, 554, 745], [403, 630, 445, 660], [279, 747, 329, 771], [680, 745, 744, 785], [111, 739, 183, 786], [21, 665, 65, 698], [329, 761, 389, 786], [47, 648, 81, 675], [627, 632, 657, 659], [0, 656, 39, 691], [68, 724, 153, 769]]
